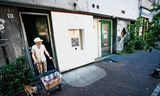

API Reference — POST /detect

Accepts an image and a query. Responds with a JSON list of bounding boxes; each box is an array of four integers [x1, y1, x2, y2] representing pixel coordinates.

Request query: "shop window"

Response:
[[68, 29, 84, 50]]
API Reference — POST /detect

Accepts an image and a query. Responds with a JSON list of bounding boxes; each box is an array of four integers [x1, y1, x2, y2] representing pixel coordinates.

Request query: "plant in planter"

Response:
[[144, 4, 160, 51], [124, 17, 146, 53], [124, 4, 160, 53], [0, 57, 34, 96]]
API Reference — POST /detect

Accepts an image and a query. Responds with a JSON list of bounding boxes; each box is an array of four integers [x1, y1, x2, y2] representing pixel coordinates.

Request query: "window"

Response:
[[68, 29, 84, 50]]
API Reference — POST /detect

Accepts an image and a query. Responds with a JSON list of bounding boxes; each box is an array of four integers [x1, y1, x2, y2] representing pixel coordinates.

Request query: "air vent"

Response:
[[121, 10, 125, 14]]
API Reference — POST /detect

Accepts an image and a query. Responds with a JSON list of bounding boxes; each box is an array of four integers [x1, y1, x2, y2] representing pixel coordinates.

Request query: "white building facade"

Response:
[[0, 0, 139, 72]]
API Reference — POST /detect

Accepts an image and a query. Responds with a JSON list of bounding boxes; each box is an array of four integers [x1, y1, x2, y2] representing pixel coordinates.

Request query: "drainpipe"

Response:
[[138, 0, 142, 17]]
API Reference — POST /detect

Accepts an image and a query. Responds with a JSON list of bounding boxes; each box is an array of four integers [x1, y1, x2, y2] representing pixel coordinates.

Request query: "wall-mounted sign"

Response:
[[141, 8, 151, 18], [71, 38, 79, 47], [7, 13, 14, 19], [68, 29, 84, 50]]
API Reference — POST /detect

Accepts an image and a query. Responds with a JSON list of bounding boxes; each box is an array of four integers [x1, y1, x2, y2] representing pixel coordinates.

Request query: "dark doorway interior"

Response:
[[21, 14, 54, 75]]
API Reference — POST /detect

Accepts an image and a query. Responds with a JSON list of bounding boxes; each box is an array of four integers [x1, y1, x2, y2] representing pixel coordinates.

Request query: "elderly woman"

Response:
[[31, 37, 52, 74]]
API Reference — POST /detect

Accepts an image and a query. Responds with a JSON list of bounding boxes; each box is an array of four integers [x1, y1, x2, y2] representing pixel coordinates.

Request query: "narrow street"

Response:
[[51, 49, 160, 96], [0, 1, 159, 96]]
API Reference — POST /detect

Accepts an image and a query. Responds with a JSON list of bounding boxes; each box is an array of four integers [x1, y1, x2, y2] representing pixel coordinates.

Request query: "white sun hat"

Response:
[[34, 37, 43, 43]]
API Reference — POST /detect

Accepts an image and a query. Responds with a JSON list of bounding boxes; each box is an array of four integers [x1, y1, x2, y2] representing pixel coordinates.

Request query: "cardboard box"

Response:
[[41, 77, 62, 90]]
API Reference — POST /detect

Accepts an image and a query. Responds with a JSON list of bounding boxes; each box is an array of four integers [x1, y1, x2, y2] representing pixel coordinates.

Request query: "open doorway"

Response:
[[20, 12, 55, 75]]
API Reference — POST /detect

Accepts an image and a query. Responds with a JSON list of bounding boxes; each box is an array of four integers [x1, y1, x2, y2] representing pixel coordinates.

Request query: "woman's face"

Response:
[[36, 41, 42, 46]]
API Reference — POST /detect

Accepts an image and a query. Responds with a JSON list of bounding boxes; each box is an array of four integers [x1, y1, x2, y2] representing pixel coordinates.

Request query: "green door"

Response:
[[100, 20, 112, 56]]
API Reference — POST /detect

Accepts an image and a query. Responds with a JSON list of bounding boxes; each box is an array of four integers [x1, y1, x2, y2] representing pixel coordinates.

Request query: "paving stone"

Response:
[[63, 65, 106, 87]]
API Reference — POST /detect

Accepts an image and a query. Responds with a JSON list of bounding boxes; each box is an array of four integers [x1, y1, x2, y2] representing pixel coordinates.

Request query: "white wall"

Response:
[[93, 19, 101, 58], [51, 12, 98, 72], [2, 0, 139, 20], [87, 0, 139, 20]]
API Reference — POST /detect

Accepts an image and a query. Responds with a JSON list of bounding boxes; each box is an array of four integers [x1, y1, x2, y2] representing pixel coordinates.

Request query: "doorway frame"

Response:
[[100, 19, 113, 56], [19, 12, 56, 69]]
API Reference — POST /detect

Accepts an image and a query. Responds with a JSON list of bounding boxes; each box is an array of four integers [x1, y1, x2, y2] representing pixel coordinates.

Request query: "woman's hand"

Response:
[[49, 56, 52, 59]]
